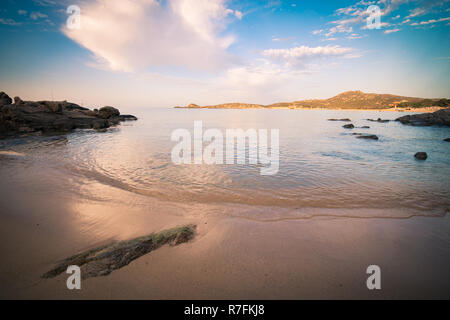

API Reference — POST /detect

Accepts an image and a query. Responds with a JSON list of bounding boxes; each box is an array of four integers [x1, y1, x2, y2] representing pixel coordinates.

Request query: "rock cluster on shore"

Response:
[[396, 108, 450, 126], [0, 91, 137, 137]]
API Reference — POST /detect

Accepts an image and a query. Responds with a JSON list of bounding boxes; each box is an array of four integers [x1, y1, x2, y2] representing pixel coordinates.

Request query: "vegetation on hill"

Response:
[[397, 98, 450, 109], [180, 91, 448, 110]]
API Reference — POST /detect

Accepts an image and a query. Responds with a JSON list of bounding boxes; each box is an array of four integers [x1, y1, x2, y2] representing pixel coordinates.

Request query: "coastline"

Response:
[[176, 106, 445, 113]]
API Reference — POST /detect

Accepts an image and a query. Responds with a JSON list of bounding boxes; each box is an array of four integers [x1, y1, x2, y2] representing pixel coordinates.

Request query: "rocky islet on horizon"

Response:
[[0, 91, 137, 138]]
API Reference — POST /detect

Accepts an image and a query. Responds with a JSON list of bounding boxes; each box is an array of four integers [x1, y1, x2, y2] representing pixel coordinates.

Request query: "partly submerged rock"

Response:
[[396, 108, 450, 126], [343, 124, 355, 129], [444, 138, 450, 142], [414, 152, 428, 160], [117, 114, 138, 121], [356, 134, 379, 140], [366, 118, 391, 123], [328, 118, 351, 122], [42, 225, 196, 280]]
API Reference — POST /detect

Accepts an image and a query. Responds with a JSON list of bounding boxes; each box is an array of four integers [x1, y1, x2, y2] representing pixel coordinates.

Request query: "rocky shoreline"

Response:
[[0, 91, 137, 138], [395, 108, 450, 126]]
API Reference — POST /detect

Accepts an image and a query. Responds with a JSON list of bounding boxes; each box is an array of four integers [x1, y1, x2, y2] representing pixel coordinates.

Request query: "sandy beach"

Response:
[[1, 195, 449, 299]]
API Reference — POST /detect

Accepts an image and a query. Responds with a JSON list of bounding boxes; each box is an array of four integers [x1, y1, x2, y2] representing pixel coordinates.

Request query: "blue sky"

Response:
[[0, 0, 449, 108]]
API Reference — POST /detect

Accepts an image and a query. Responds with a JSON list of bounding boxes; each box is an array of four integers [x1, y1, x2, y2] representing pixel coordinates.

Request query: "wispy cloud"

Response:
[[313, 0, 450, 40], [30, 12, 48, 20], [384, 28, 400, 33], [0, 18, 22, 26], [411, 16, 450, 25], [406, 7, 426, 18], [262, 45, 356, 69], [32, 0, 57, 6], [272, 36, 295, 42]]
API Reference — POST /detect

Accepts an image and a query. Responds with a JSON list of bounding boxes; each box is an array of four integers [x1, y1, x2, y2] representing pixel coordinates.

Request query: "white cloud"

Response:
[[212, 59, 317, 102], [411, 16, 450, 25], [32, 0, 57, 6], [30, 12, 48, 20], [361, 21, 390, 29], [308, 0, 450, 42], [326, 24, 354, 37], [0, 18, 22, 26], [384, 28, 400, 33], [400, 18, 411, 24], [346, 33, 364, 39], [406, 8, 426, 18], [63, 0, 240, 72], [262, 45, 356, 69], [272, 36, 295, 42], [380, 0, 402, 14]]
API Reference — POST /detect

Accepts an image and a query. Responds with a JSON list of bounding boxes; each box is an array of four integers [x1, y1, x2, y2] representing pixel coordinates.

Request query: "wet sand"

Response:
[[1, 186, 449, 299]]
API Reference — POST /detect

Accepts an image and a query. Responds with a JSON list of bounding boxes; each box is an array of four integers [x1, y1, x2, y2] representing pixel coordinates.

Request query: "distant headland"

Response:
[[175, 90, 449, 112]]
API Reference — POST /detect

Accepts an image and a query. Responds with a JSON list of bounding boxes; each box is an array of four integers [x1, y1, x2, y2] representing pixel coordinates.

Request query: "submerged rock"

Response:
[[42, 225, 196, 280], [444, 138, 450, 142], [414, 152, 428, 160], [396, 108, 450, 126], [343, 124, 355, 129], [0, 91, 137, 137]]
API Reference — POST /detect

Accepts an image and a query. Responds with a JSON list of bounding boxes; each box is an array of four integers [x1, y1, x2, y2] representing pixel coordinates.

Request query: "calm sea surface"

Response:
[[1, 108, 449, 220]]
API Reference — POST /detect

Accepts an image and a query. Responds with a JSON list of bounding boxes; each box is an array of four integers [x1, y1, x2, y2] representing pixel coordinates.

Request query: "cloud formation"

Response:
[[315, 0, 449, 40], [63, 0, 240, 72], [384, 28, 400, 33], [262, 45, 355, 69], [411, 16, 450, 25], [0, 18, 22, 26]]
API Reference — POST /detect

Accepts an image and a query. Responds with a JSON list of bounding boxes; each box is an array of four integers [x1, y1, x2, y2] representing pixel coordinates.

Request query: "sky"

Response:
[[0, 0, 449, 109]]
